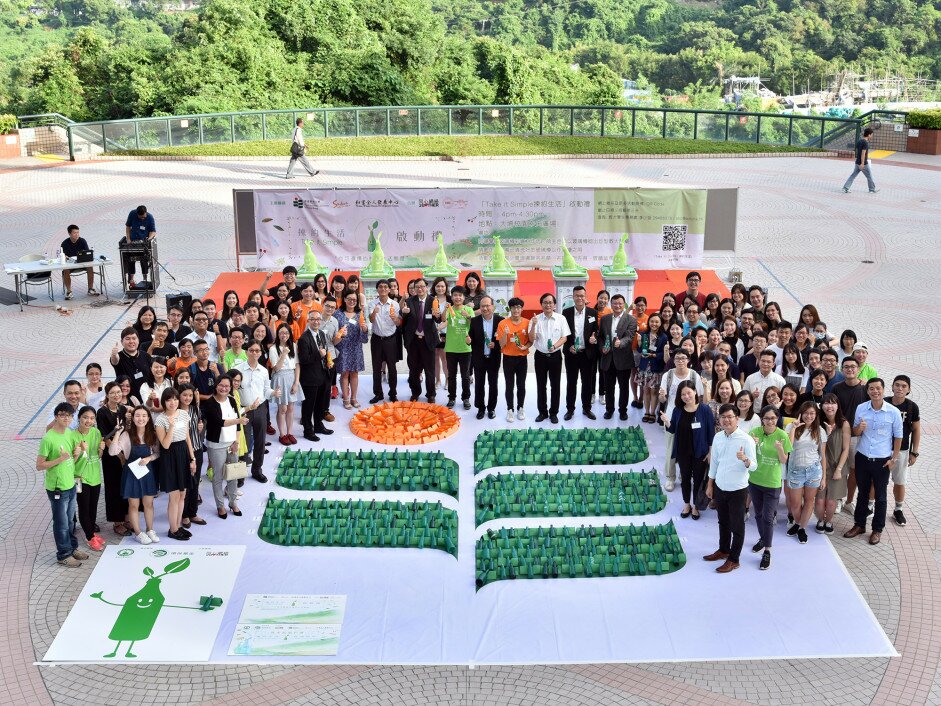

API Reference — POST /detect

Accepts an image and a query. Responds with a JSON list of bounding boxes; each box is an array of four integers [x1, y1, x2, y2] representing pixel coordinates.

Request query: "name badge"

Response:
[[425, 313, 432, 319], [134, 372, 143, 379], [691, 422, 702, 430], [587, 317, 595, 323]]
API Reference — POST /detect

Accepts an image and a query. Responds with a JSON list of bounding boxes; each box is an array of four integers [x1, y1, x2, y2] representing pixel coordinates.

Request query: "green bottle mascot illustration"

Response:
[[90, 558, 223, 658]]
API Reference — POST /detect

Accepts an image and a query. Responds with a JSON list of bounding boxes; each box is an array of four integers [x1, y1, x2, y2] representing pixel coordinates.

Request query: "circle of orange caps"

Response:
[[350, 401, 461, 445]]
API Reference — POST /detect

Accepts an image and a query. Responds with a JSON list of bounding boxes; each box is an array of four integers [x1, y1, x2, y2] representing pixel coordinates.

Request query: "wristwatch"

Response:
[[910, 451, 919, 458]]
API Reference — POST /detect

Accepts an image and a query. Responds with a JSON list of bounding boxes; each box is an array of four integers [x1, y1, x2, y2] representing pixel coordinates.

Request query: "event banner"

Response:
[[253, 187, 706, 271]]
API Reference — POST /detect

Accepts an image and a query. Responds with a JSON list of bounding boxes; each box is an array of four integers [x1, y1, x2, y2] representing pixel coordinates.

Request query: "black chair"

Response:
[[19, 254, 54, 302]]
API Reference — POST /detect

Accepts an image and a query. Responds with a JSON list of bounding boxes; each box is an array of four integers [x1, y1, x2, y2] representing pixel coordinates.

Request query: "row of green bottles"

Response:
[[474, 427, 649, 472]]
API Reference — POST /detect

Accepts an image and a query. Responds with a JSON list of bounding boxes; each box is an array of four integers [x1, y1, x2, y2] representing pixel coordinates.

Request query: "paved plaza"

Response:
[[1, 152, 940, 705]]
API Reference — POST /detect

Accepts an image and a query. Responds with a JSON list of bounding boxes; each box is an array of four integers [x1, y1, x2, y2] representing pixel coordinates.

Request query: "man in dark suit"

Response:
[[469, 295, 503, 419], [562, 285, 598, 421], [400, 278, 438, 402], [598, 293, 638, 421], [297, 311, 332, 441]]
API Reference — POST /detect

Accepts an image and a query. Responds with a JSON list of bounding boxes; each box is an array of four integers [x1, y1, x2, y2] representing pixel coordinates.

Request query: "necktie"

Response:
[[416, 299, 424, 335]]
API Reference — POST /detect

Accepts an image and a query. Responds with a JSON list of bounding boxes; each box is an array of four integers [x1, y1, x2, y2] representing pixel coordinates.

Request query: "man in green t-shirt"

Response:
[[748, 406, 793, 571], [440, 285, 475, 409], [36, 403, 89, 567]]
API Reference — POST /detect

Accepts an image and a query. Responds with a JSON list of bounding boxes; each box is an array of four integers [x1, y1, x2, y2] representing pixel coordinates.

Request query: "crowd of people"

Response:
[[38, 266, 920, 574]]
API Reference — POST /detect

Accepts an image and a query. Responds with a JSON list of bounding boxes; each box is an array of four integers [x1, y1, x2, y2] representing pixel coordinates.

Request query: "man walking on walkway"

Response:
[[843, 127, 878, 193], [286, 118, 319, 179]]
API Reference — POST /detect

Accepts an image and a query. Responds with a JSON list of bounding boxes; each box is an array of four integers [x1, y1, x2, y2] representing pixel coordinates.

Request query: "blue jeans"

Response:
[[843, 164, 876, 191], [47, 487, 78, 560]]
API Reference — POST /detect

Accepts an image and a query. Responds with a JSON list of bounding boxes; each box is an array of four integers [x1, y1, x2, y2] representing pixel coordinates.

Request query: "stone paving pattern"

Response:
[[1, 153, 939, 705]]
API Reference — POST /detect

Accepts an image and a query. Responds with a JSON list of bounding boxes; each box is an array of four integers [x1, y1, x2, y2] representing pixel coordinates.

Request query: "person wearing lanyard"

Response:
[[368, 279, 402, 404], [528, 292, 570, 424], [469, 296, 503, 420], [844, 378, 903, 545], [109, 327, 153, 401], [598, 294, 638, 421], [400, 278, 438, 403], [562, 285, 598, 422], [440, 285, 475, 409], [704, 403, 758, 574], [233, 342, 278, 483], [297, 311, 333, 441]]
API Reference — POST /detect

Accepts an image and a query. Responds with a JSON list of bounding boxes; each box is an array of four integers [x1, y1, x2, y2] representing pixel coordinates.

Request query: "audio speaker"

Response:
[[165, 292, 193, 318]]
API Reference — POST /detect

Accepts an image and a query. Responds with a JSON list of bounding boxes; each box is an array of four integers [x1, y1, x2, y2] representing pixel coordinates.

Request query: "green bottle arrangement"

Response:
[[474, 521, 686, 590], [276, 448, 459, 498], [474, 427, 649, 473], [475, 469, 665, 525], [259, 493, 458, 558]]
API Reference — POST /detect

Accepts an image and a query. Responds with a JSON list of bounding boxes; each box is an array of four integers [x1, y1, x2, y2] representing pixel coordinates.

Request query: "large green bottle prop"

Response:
[[108, 577, 166, 643]]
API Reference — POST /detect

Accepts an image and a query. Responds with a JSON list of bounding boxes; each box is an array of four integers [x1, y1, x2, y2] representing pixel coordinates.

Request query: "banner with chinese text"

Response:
[[253, 187, 706, 271]]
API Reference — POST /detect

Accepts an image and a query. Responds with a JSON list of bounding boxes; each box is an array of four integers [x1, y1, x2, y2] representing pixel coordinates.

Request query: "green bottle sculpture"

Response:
[[552, 237, 588, 277], [482, 234, 517, 277], [601, 232, 637, 278], [423, 233, 459, 278], [360, 227, 395, 278], [298, 239, 329, 277]]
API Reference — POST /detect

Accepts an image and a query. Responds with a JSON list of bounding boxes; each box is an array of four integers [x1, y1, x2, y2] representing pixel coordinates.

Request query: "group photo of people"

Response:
[[38, 264, 920, 575]]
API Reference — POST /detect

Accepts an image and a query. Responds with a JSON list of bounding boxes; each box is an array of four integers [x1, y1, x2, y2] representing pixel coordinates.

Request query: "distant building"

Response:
[[621, 79, 653, 104]]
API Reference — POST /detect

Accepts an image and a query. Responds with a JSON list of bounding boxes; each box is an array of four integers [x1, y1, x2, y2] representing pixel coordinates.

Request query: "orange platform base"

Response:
[[204, 269, 728, 317]]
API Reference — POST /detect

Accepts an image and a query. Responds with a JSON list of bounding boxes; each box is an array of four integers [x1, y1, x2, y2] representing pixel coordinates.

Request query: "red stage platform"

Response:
[[204, 269, 729, 316]]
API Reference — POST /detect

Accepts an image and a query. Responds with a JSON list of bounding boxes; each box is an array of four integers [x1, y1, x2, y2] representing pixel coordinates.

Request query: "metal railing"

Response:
[[52, 105, 864, 160]]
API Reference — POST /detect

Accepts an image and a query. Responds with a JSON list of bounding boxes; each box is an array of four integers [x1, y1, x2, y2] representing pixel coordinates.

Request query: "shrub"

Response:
[[907, 109, 941, 130], [0, 114, 18, 134]]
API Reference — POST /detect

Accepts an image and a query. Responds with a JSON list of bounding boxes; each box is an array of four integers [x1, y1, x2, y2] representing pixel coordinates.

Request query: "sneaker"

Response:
[[869, 189, 880, 193], [58, 556, 82, 567], [866, 502, 874, 516], [824, 522, 834, 535], [136, 531, 152, 545], [506, 410, 515, 423], [797, 528, 808, 544], [787, 524, 800, 537], [787, 513, 794, 528], [665, 480, 675, 492], [72, 549, 90, 561], [843, 501, 855, 515], [751, 539, 764, 553], [835, 498, 844, 514], [842, 187, 850, 193], [146, 529, 160, 543], [760, 550, 771, 570], [815, 520, 826, 534], [88, 288, 100, 296], [89, 535, 106, 551], [894, 509, 907, 526], [599, 395, 606, 406], [64, 291, 74, 300], [237, 489, 244, 498], [517, 408, 525, 421], [591, 394, 596, 405]]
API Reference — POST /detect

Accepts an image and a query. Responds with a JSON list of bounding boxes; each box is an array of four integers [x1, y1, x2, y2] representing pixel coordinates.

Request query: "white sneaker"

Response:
[[591, 394, 597, 405], [517, 408, 525, 421], [88, 288, 100, 296], [506, 410, 515, 423], [136, 531, 152, 545], [835, 498, 844, 514], [843, 501, 855, 515], [237, 489, 244, 498], [64, 291, 74, 300], [146, 529, 160, 543], [599, 395, 606, 406], [665, 480, 675, 492]]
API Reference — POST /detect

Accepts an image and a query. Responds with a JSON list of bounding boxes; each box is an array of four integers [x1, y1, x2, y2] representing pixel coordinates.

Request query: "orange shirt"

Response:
[[168, 355, 196, 377], [497, 317, 531, 356], [597, 305, 612, 319], [632, 310, 650, 350], [291, 300, 323, 333]]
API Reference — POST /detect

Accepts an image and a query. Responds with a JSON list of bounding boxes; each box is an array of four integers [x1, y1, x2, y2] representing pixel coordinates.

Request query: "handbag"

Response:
[[224, 460, 248, 481], [290, 142, 305, 158]]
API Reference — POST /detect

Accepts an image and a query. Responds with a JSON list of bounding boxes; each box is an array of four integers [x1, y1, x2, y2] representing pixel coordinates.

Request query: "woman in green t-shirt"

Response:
[[73, 406, 105, 551], [439, 285, 474, 409], [748, 405, 793, 570]]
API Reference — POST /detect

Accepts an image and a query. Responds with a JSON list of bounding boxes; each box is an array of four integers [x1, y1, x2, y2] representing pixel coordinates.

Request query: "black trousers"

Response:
[[183, 447, 203, 520], [474, 354, 501, 412], [407, 339, 435, 399], [102, 453, 128, 523], [371, 334, 398, 398], [854, 452, 891, 532], [446, 352, 471, 402], [534, 351, 563, 416], [503, 356, 527, 410], [301, 383, 327, 432], [76, 482, 101, 540], [677, 453, 707, 505], [246, 407, 266, 475], [565, 352, 595, 413], [714, 485, 748, 562], [604, 365, 631, 414]]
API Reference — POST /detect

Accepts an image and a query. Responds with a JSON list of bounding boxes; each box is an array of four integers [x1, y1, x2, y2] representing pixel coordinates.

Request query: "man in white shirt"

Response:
[[658, 350, 704, 491], [744, 350, 787, 412], [562, 285, 598, 421], [598, 294, 637, 421], [705, 403, 758, 573], [234, 342, 277, 482], [185, 311, 223, 363], [766, 321, 792, 369], [286, 118, 319, 179], [528, 292, 570, 424], [368, 279, 402, 404]]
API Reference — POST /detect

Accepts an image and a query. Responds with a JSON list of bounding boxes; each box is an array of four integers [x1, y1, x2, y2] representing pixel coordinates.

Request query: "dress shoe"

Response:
[[843, 525, 866, 538], [869, 531, 882, 545], [369, 395, 384, 404], [583, 410, 596, 420], [535, 413, 549, 422], [314, 426, 333, 435], [426, 396, 436, 404], [603, 411, 614, 420], [550, 415, 559, 424], [476, 410, 485, 420], [252, 473, 268, 483], [487, 410, 495, 419], [463, 399, 472, 410], [323, 412, 335, 422], [619, 411, 628, 421], [702, 550, 729, 562], [388, 396, 397, 402], [266, 423, 276, 435], [631, 400, 644, 409], [231, 508, 243, 516], [715, 560, 740, 573], [287, 434, 298, 444], [447, 399, 456, 408], [410, 395, 419, 402], [563, 411, 574, 421]]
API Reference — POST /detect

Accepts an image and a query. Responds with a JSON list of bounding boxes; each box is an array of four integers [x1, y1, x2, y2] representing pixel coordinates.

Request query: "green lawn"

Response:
[[112, 135, 819, 158]]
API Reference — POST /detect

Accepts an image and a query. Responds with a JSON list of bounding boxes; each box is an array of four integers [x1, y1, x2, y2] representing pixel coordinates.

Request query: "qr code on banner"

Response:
[[662, 224, 687, 251]]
